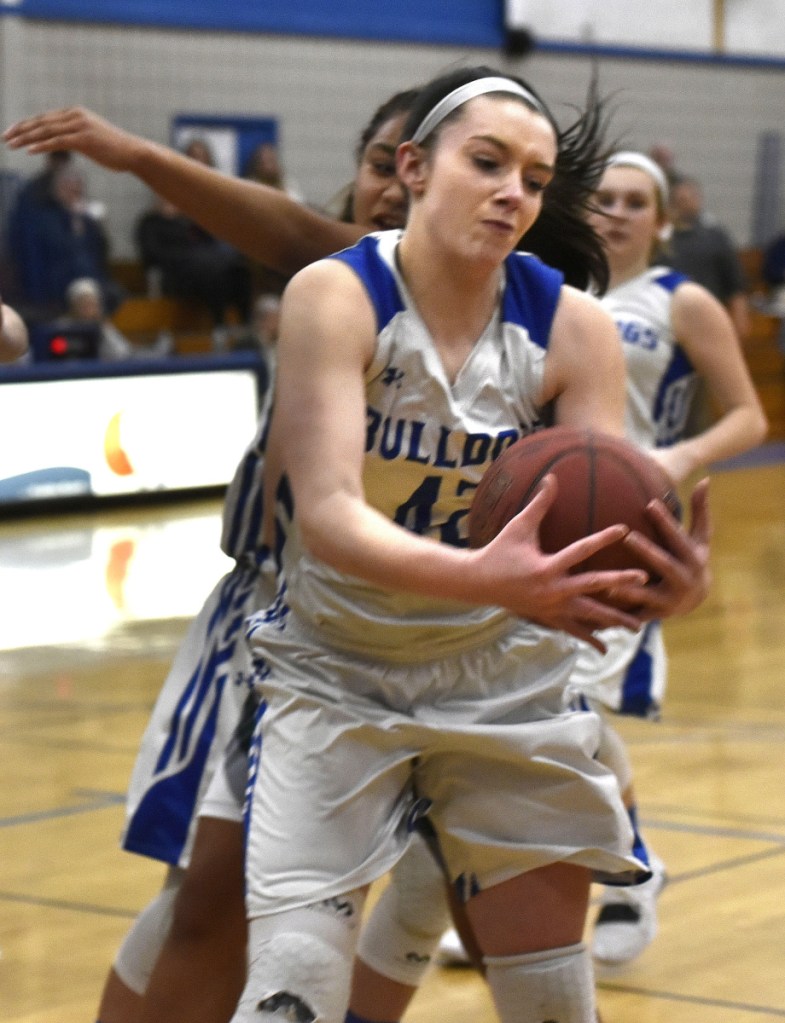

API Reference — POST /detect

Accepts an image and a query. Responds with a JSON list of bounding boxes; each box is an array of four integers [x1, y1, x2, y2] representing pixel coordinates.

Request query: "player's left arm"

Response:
[[540, 285, 627, 436], [656, 282, 768, 484]]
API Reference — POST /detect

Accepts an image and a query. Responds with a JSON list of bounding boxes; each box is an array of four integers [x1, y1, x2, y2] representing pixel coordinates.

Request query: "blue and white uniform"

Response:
[[122, 389, 278, 867], [242, 231, 646, 919], [571, 265, 695, 717]]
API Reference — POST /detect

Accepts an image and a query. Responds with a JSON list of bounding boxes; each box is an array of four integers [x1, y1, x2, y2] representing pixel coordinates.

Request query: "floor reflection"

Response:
[[0, 497, 230, 654]]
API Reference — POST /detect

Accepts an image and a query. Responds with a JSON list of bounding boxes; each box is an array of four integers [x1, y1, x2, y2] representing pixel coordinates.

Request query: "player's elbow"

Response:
[[296, 502, 346, 570]]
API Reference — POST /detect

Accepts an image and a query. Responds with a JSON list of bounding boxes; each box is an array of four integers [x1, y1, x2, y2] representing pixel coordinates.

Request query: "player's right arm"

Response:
[[3, 107, 365, 276]]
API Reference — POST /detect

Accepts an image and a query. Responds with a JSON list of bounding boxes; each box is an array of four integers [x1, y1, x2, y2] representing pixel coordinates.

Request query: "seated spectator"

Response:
[[6, 160, 122, 320], [135, 191, 253, 338], [232, 292, 279, 390], [242, 141, 303, 202], [182, 137, 214, 167], [0, 296, 29, 363], [58, 277, 135, 361]]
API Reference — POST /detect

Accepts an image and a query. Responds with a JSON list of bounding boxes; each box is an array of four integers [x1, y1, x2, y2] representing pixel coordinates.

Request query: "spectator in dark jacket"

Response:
[[6, 162, 120, 320], [135, 193, 252, 334]]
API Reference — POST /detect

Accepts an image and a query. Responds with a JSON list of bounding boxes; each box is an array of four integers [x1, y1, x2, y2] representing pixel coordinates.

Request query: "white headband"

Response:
[[411, 76, 546, 146], [606, 151, 669, 205]]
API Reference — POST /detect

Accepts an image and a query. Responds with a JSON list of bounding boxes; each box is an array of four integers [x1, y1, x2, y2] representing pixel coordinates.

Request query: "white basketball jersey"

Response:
[[601, 266, 698, 450], [275, 230, 565, 662]]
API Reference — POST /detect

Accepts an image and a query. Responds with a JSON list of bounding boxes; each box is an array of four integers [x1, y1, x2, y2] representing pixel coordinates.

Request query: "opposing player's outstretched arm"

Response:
[[3, 107, 365, 276], [276, 262, 649, 648]]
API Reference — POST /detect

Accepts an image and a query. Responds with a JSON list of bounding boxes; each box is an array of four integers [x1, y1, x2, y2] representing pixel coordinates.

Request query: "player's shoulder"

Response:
[[282, 256, 372, 334], [556, 282, 608, 321]]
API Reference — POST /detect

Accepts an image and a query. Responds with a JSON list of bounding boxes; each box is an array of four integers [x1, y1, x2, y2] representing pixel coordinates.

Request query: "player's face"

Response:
[[403, 97, 556, 268], [590, 166, 666, 268], [351, 113, 408, 231]]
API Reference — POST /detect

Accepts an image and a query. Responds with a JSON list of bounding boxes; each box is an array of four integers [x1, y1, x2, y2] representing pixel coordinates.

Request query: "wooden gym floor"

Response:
[[1, 450, 784, 1023]]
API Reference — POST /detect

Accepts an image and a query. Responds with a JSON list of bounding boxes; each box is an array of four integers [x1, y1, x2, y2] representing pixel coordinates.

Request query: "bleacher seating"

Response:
[[109, 259, 229, 354]]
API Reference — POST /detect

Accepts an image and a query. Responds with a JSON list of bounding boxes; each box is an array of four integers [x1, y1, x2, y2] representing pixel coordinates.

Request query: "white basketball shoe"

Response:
[[592, 852, 668, 966]]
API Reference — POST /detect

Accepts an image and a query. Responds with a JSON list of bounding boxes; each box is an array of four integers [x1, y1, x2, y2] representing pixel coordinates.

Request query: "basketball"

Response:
[[468, 426, 681, 573]]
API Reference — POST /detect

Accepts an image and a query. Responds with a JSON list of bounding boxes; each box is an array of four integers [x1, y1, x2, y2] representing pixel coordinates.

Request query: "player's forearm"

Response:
[[298, 493, 482, 605], [126, 139, 363, 276], [678, 405, 767, 478]]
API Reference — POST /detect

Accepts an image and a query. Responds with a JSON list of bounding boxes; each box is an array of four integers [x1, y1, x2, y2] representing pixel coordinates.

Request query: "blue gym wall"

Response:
[[3, 0, 507, 46]]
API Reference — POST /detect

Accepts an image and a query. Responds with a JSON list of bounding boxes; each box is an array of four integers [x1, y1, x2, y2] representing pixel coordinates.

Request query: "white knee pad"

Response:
[[484, 942, 595, 1023], [232, 890, 366, 1023], [113, 866, 185, 995], [595, 717, 634, 794], [357, 836, 451, 986]]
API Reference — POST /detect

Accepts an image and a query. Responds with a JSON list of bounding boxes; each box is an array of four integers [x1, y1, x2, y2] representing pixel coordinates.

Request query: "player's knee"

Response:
[[234, 891, 366, 1023], [484, 942, 595, 1023], [358, 839, 450, 986]]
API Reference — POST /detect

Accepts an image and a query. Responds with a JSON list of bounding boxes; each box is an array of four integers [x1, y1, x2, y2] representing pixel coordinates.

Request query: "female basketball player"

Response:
[[575, 151, 766, 965], [232, 67, 712, 1023]]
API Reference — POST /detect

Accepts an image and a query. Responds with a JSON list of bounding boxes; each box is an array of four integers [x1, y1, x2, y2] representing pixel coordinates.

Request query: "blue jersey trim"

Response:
[[652, 268, 689, 293], [652, 345, 696, 432], [330, 235, 406, 333], [619, 622, 659, 717], [122, 568, 256, 863], [502, 253, 564, 351]]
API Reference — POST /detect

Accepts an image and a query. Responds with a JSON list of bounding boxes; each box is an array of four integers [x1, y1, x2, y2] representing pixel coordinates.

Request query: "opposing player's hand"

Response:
[[619, 477, 712, 618], [0, 296, 29, 362], [3, 107, 142, 173], [471, 474, 650, 651]]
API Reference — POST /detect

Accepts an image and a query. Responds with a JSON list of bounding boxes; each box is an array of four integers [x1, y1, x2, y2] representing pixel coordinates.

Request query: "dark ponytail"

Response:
[[520, 73, 615, 292]]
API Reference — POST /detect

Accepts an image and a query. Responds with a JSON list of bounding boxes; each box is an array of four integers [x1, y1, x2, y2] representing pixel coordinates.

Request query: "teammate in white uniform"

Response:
[[233, 69, 712, 1023], [574, 152, 767, 966], [436, 152, 767, 977]]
